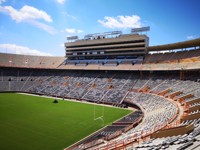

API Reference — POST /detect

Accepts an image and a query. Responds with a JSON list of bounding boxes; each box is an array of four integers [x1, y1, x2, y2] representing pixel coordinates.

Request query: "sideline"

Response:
[[16, 92, 135, 150], [17, 92, 133, 110]]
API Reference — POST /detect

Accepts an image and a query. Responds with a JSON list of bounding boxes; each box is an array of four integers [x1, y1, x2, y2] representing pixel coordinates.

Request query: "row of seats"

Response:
[[135, 122, 200, 150], [116, 111, 143, 123], [144, 48, 200, 64], [1, 68, 200, 105], [75, 111, 144, 149], [2, 68, 200, 149], [118, 92, 177, 138], [0, 53, 65, 68]]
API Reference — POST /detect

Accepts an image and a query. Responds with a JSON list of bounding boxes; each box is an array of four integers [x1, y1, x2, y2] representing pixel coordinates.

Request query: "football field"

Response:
[[0, 93, 131, 150]]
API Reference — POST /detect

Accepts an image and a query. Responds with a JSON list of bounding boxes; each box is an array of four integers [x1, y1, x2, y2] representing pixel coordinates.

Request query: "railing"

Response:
[[92, 92, 179, 150], [2, 60, 200, 71]]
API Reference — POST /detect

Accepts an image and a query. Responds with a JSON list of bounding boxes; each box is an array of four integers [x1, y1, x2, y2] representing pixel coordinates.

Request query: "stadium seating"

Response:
[[1, 48, 200, 149], [0, 53, 65, 68], [144, 48, 200, 64]]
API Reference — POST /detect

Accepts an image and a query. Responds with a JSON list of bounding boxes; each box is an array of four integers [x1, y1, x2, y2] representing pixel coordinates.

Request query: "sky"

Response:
[[0, 0, 200, 56]]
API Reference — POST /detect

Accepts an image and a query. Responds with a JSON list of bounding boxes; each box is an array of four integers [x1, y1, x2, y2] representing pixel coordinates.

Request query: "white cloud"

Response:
[[66, 14, 77, 20], [65, 28, 83, 34], [187, 35, 197, 40], [1, 5, 52, 22], [56, 0, 65, 4], [0, 0, 6, 4], [0, 5, 56, 34], [62, 11, 77, 20], [28, 20, 57, 35], [60, 43, 64, 47], [0, 44, 52, 56], [98, 15, 142, 29]]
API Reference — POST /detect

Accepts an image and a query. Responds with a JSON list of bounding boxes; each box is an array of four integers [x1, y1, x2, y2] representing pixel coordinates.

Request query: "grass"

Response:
[[0, 93, 131, 150]]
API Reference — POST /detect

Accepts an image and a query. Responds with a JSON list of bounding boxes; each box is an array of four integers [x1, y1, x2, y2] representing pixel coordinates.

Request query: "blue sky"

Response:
[[0, 0, 199, 56]]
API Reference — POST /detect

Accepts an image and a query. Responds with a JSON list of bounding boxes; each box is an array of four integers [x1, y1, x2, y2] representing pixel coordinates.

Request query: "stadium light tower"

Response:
[[131, 26, 150, 35], [66, 36, 78, 42]]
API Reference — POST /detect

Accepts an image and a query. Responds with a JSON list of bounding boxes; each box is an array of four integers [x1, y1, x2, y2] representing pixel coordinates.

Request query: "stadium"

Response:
[[1, 26, 200, 150]]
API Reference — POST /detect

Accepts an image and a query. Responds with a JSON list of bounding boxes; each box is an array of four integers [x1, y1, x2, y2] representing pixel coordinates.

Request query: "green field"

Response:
[[0, 93, 131, 150]]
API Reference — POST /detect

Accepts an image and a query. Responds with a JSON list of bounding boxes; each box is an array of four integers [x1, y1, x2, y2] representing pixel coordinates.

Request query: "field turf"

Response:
[[0, 93, 131, 150]]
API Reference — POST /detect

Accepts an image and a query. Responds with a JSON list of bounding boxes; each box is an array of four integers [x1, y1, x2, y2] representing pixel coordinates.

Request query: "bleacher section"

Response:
[[2, 68, 200, 107], [2, 67, 200, 149], [0, 53, 65, 69], [1, 37, 200, 150], [144, 48, 200, 64]]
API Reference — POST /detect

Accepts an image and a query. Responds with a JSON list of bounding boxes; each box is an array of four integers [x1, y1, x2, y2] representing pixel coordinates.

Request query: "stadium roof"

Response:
[[147, 38, 200, 52]]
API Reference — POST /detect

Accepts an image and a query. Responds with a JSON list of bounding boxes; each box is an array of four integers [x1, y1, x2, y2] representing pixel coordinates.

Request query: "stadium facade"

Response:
[[65, 31, 148, 61], [1, 27, 200, 149]]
